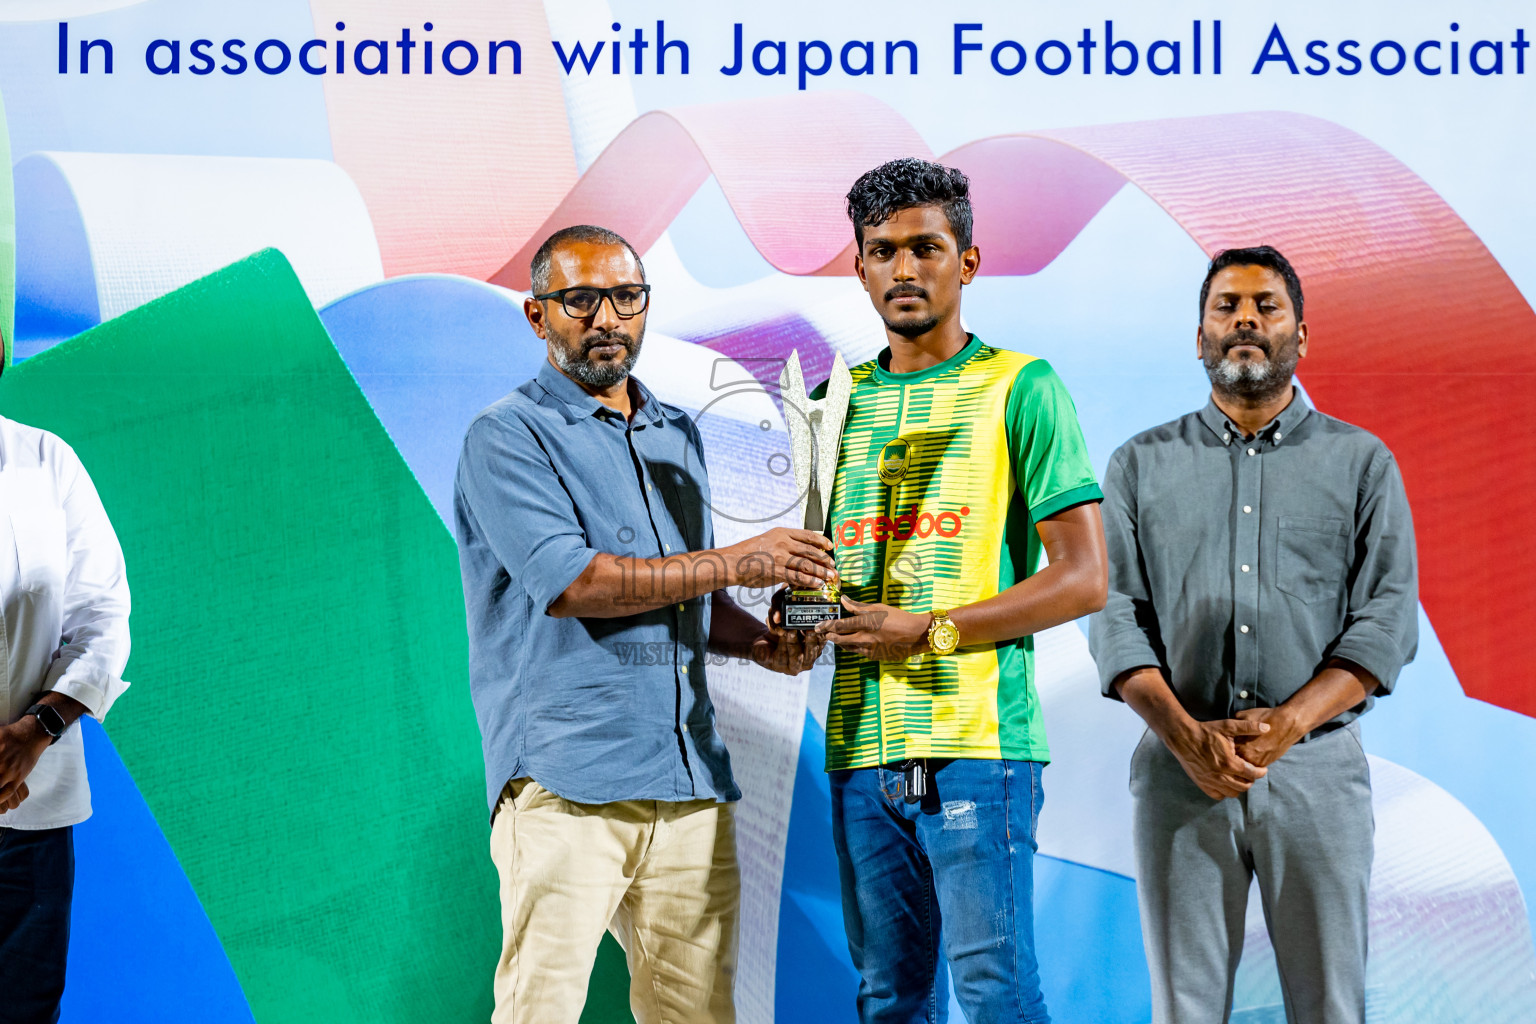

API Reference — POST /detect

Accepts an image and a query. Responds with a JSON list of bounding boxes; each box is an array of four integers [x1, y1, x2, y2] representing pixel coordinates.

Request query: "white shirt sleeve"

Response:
[[41, 441, 131, 720]]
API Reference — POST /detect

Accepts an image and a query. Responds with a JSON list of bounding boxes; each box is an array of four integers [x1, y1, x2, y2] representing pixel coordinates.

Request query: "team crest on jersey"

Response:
[[877, 438, 911, 485]]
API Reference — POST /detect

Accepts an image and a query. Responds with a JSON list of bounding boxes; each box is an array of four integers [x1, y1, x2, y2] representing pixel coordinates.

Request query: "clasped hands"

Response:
[[0, 715, 52, 813], [1168, 704, 1307, 801]]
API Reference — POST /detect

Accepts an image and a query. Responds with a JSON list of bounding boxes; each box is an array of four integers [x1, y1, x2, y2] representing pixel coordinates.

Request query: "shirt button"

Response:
[[1223, 432, 1231, 443], [664, 545, 671, 553], [1274, 433, 1283, 441], [1241, 564, 1250, 573], [681, 723, 690, 734], [1239, 689, 1250, 699], [1247, 447, 1257, 456], [678, 603, 685, 611], [1240, 624, 1250, 634], [680, 665, 688, 675], [1243, 505, 1252, 514]]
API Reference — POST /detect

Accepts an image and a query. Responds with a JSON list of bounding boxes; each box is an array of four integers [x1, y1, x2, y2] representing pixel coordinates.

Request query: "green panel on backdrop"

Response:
[[0, 249, 506, 1022]]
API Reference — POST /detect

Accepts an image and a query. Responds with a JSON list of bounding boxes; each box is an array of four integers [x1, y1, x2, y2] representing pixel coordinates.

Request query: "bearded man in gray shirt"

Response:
[[1089, 245, 1419, 1024]]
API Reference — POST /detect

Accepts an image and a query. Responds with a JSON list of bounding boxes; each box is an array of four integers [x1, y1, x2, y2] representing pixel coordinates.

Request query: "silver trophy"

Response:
[[778, 349, 852, 629]]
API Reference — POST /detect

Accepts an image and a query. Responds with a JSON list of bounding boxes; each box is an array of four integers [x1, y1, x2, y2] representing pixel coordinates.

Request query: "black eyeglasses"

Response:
[[533, 284, 651, 319]]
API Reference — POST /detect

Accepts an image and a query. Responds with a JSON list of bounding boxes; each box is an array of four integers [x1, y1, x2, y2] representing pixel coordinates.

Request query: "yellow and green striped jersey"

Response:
[[818, 336, 1101, 771]]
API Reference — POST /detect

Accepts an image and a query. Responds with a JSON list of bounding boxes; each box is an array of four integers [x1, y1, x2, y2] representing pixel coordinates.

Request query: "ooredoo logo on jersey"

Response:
[[836, 505, 971, 547]]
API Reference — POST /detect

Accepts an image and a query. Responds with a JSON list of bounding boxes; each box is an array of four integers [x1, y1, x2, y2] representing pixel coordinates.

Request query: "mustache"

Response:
[[1220, 329, 1271, 357], [884, 285, 929, 302], [581, 330, 633, 356]]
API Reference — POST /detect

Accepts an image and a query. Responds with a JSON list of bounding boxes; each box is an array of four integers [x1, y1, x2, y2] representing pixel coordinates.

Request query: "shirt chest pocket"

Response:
[[1275, 515, 1349, 605], [10, 506, 68, 594]]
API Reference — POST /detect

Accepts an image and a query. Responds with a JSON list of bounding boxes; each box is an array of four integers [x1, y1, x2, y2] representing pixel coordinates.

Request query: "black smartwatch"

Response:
[[23, 703, 66, 744]]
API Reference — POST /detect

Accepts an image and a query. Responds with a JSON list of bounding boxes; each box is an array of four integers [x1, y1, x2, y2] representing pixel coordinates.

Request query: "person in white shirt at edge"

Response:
[[0, 414, 131, 1024]]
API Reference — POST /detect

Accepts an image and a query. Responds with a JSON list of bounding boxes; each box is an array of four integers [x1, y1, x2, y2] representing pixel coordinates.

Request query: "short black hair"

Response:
[[1199, 245, 1304, 322], [845, 158, 974, 253], [529, 225, 645, 294]]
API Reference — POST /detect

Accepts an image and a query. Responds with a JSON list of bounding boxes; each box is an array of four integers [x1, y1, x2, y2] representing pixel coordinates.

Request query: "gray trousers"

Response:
[[1130, 723, 1373, 1024]]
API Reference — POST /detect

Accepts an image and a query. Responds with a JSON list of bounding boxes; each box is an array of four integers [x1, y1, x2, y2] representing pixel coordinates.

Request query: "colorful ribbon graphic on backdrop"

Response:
[[463, 97, 1534, 723]]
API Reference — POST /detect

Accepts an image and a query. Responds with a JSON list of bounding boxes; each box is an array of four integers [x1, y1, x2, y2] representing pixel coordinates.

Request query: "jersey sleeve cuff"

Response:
[[1030, 482, 1104, 524]]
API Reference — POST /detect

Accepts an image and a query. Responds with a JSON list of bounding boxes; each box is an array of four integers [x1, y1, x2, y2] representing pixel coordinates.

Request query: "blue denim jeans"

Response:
[[0, 825, 74, 1024], [830, 759, 1049, 1024]]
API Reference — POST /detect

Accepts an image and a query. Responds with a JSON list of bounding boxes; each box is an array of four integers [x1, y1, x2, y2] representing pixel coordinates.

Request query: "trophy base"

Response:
[[783, 585, 842, 630]]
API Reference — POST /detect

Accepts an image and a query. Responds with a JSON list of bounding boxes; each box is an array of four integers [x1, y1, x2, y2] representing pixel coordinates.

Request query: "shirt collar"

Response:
[[873, 334, 984, 385], [535, 360, 667, 427], [1198, 389, 1312, 447]]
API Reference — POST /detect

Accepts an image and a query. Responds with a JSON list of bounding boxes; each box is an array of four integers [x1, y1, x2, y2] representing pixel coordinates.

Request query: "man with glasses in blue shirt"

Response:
[[454, 224, 835, 1024]]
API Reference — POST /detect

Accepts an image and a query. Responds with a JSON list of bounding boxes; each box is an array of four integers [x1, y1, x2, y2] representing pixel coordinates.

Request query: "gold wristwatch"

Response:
[[927, 610, 960, 655]]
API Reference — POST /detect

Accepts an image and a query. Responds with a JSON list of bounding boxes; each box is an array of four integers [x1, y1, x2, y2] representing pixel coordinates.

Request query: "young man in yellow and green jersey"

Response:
[[817, 337, 1101, 768], [812, 158, 1107, 1024]]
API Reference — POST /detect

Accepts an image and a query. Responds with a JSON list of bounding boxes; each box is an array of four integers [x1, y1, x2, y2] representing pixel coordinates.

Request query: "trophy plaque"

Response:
[[778, 349, 852, 630]]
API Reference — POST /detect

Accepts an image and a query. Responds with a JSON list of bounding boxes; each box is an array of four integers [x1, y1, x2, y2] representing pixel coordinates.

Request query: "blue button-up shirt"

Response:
[[453, 361, 739, 813]]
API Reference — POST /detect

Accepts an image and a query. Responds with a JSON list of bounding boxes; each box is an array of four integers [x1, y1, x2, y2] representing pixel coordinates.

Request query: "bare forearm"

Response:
[[1273, 658, 1379, 737], [549, 528, 836, 619], [949, 503, 1107, 646], [549, 551, 736, 618], [1114, 667, 1198, 747], [35, 692, 88, 726], [11, 692, 90, 745], [950, 558, 1107, 647], [708, 590, 767, 659]]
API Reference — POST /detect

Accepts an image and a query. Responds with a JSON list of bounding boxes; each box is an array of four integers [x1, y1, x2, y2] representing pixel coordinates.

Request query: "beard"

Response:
[[1202, 327, 1300, 402], [882, 313, 942, 339], [880, 284, 940, 338], [550, 325, 644, 389]]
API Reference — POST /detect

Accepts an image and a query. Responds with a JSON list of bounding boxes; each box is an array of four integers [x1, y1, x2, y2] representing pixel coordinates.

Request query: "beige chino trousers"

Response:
[[489, 778, 739, 1024]]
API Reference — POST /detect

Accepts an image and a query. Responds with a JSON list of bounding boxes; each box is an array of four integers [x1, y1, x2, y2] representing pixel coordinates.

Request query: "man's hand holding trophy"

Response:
[[777, 349, 852, 631]]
